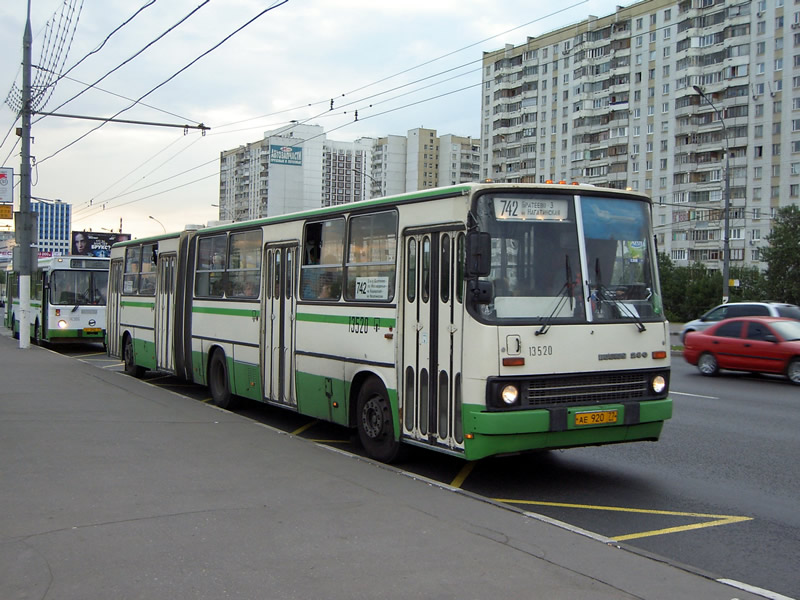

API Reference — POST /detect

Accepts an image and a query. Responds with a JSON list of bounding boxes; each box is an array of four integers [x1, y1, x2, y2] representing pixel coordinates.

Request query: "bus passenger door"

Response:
[[107, 258, 123, 357], [262, 244, 297, 407], [401, 230, 465, 452], [155, 253, 176, 372]]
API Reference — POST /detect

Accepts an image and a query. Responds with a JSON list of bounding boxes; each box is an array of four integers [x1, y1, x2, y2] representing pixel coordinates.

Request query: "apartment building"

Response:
[[220, 125, 480, 220], [482, 0, 800, 272], [32, 199, 71, 256], [219, 124, 373, 221]]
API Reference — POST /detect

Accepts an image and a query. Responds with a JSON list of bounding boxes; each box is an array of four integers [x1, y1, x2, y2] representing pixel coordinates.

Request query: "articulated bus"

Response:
[[108, 183, 672, 461], [4, 255, 109, 345]]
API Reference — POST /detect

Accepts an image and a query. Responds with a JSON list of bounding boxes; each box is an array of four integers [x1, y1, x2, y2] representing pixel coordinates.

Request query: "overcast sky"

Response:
[[1, 0, 626, 238]]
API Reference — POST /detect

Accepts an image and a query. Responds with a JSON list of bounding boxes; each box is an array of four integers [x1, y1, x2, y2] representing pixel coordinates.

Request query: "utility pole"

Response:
[[15, 0, 34, 349], [693, 85, 730, 304]]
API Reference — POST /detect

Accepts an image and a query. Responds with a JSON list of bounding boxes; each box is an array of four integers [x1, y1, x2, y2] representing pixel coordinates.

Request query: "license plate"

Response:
[[574, 409, 618, 426], [83, 327, 102, 334]]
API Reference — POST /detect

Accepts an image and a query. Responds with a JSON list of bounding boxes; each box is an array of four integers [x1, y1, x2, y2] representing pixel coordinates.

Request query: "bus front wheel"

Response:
[[123, 336, 145, 378], [209, 350, 238, 409], [357, 378, 400, 463]]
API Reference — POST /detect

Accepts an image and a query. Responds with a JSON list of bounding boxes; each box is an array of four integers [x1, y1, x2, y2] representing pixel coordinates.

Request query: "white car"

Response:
[[680, 302, 800, 343]]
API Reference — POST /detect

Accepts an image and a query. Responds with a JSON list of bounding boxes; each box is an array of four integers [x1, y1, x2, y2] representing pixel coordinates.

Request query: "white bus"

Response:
[[4, 255, 109, 345], [108, 183, 672, 461]]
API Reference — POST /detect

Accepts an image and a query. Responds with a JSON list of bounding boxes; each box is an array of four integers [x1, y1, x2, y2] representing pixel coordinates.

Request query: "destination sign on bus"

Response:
[[494, 198, 568, 221]]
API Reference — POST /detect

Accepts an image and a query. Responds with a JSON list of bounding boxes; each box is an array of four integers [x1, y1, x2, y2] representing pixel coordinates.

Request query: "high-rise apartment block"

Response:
[[33, 199, 71, 256], [220, 126, 480, 220], [219, 124, 374, 221], [482, 0, 799, 272]]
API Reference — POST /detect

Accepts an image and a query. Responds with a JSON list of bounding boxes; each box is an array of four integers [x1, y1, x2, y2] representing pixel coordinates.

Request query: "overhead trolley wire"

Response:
[[67, 1, 588, 217], [33, 0, 212, 127], [38, 0, 290, 165]]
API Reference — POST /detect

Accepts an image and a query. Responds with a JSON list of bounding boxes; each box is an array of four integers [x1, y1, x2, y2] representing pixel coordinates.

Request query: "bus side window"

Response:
[[139, 244, 157, 295], [123, 246, 141, 295], [300, 219, 344, 300], [195, 235, 227, 298], [227, 229, 262, 298], [345, 211, 397, 302]]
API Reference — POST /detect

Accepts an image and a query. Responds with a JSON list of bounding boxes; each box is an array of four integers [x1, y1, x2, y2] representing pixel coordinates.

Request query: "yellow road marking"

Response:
[[612, 516, 752, 541], [291, 420, 319, 436], [308, 439, 350, 444], [450, 462, 476, 488], [102, 362, 124, 369], [200, 398, 212, 403], [74, 352, 106, 358], [145, 375, 171, 382], [494, 498, 752, 541]]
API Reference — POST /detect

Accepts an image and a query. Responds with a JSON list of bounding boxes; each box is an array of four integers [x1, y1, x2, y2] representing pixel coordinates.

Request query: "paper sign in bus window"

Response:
[[355, 276, 389, 300]]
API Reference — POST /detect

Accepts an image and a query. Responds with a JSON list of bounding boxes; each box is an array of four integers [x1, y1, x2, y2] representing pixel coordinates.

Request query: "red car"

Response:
[[683, 316, 800, 385]]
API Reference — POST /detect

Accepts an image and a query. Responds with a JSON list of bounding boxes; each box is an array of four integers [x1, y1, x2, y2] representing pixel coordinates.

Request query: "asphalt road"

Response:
[[37, 336, 800, 599]]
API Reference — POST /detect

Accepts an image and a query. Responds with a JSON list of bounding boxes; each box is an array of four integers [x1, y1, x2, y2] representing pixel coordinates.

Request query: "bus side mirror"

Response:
[[468, 280, 493, 304], [465, 232, 491, 277]]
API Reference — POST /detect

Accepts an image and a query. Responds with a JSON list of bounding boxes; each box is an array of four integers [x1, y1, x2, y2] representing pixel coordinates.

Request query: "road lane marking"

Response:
[[450, 462, 476, 488], [670, 390, 719, 399], [493, 498, 752, 541], [291, 420, 319, 435]]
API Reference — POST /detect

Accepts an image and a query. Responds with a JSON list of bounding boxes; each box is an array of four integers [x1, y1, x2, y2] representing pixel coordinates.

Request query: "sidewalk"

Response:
[[0, 327, 769, 600]]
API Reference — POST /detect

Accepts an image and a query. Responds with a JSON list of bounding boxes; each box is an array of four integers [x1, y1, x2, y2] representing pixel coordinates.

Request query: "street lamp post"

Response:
[[148, 215, 166, 234], [693, 85, 731, 303]]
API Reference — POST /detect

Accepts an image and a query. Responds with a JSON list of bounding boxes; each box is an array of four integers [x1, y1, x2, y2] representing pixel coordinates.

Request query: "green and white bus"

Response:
[[4, 255, 109, 345], [108, 183, 672, 461]]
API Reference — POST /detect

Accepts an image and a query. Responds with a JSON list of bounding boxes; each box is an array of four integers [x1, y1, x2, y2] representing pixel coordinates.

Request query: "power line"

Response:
[[41, 0, 158, 96], [33, 0, 213, 128], [53, 2, 588, 219], [38, 0, 290, 164]]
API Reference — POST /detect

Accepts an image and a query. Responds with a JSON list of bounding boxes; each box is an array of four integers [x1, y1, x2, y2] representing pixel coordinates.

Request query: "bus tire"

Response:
[[123, 335, 145, 378], [32, 321, 40, 345], [356, 378, 400, 463], [209, 350, 239, 409]]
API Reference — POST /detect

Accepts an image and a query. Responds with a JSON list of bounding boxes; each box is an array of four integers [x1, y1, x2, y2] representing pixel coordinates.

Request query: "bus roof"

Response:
[[112, 182, 651, 247]]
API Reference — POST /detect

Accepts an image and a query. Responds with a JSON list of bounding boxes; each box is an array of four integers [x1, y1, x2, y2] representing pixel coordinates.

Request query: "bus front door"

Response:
[[107, 258, 123, 357], [262, 244, 297, 407], [402, 230, 465, 453], [155, 253, 176, 372]]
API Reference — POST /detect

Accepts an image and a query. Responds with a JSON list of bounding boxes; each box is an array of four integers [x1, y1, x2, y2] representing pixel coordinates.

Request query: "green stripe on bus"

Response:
[[121, 300, 155, 308], [192, 306, 260, 317], [296, 312, 396, 328]]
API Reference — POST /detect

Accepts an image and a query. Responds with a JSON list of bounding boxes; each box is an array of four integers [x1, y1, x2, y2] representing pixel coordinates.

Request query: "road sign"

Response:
[[0, 204, 12, 219], [0, 167, 12, 204]]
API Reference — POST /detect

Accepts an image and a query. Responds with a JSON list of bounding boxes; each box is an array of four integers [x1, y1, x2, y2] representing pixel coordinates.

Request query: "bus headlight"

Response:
[[501, 385, 519, 405], [652, 375, 666, 394], [58, 320, 68, 329]]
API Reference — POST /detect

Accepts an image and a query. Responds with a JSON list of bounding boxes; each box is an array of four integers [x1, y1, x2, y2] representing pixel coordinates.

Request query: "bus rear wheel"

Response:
[[357, 378, 400, 463], [209, 350, 238, 409], [123, 336, 145, 378]]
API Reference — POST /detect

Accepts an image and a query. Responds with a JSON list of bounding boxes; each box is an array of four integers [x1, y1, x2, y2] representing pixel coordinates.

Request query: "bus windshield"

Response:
[[472, 191, 663, 325], [50, 270, 109, 306]]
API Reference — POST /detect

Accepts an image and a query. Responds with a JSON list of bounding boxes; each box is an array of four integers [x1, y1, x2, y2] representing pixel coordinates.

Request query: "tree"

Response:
[[761, 205, 800, 304], [657, 253, 721, 322]]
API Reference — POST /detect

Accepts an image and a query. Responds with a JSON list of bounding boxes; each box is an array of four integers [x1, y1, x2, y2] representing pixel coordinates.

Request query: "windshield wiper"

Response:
[[536, 255, 576, 336], [593, 283, 646, 332], [592, 258, 646, 332]]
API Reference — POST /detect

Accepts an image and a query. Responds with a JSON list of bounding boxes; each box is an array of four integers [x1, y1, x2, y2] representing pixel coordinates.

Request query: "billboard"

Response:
[[71, 231, 131, 257], [0, 167, 12, 205], [269, 145, 302, 166]]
